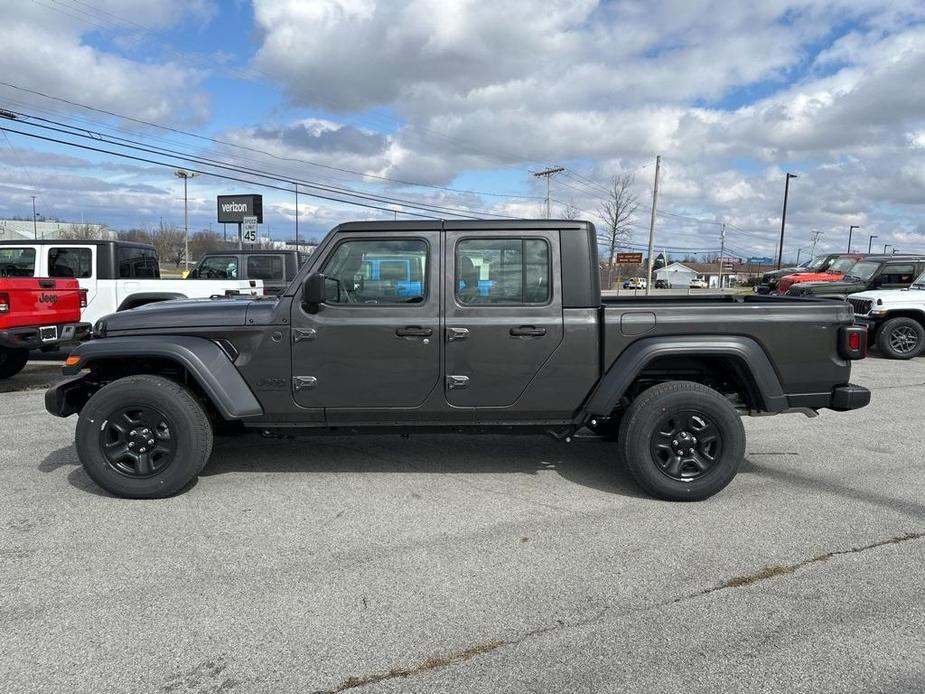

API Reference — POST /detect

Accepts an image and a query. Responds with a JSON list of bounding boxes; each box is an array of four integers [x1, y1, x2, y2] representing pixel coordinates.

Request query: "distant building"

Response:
[[654, 262, 698, 287], [0, 219, 113, 241]]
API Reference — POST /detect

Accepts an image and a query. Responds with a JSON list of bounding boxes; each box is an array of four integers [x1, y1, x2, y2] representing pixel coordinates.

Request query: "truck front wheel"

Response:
[[75, 375, 213, 498], [876, 317, 924, 359], [0, 348, 28, 379], [618, 381, 745, 501]]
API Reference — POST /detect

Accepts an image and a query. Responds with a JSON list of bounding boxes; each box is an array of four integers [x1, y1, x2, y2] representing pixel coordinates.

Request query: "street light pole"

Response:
[[30, 195, 37, 239], [174, 170, 199, 270], [884, 244, 891, 254], [868, 234, 877, 253], [294, 183, 299, 249], [848, 225, 859, 253], [776, 173, 797, 269]]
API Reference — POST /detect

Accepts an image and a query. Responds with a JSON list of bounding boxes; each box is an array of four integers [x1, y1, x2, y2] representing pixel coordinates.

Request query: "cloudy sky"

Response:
[[1, 0, 924, 259]]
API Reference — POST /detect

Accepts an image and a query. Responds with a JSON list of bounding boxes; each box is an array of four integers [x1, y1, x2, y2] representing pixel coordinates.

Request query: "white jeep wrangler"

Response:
[[848, 272, 925, 359]]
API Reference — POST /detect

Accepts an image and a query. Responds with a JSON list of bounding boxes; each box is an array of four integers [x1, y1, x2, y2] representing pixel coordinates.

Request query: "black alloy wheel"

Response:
[[649, 410, 723, 481], [100, 405, 176, 478], [877, 317, 925, 360]]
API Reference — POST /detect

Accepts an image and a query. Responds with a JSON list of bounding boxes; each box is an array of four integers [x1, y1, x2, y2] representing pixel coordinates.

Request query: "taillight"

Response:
[[79, 289, 88, 309], [0, 292, 8, 313], [840, 325, 867, 360]]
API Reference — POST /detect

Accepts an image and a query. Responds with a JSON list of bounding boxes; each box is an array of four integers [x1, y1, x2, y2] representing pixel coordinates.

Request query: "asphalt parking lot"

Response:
[[2, 357, 923, 693]]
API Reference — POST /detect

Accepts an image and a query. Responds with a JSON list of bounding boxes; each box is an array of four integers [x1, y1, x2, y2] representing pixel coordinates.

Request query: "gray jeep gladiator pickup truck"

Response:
[[46, 220, 870, 501]]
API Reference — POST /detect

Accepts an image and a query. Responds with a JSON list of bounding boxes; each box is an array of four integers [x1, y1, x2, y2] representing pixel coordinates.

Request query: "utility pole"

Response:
[[847, 224, 859, 253], [30, 195, 37, 239], [868, 234, 877, 253], [776, 173, 797, 269], [810, 229, 822, 257], [796, 248, 803, 264], [294, 183, 299, 249], [718, 222, 726, 291], [174, 170, 199, 270], [645, 155, 661, 295], [533, 166, 564, 219]]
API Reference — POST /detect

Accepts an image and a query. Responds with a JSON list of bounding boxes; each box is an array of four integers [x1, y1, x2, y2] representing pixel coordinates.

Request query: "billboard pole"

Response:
[[238, 222, 242, 250]]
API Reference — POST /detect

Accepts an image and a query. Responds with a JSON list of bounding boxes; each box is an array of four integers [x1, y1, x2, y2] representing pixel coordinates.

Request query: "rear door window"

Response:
[[117, 246, 159, 278], [48, 247, 92, 278], [455, 238, 550, 305], [246, 255, 284, 282], [878, 263, 916, 287], [0, 248, 36, 277]]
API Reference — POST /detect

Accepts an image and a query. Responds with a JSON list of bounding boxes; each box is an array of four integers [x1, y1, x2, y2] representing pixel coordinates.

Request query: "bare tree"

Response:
[[152, 222, 186, 268], [61, 223, 105, 240], [562, 200, 581, 220], [189, 230, 226, 261], [120, 228, 154, 244], [598, 173, 639, 289]]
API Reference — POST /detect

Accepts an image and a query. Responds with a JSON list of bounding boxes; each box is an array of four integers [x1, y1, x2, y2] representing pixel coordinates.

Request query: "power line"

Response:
[[0, 124, 447, 220], [0, 81, 543, 200], [2, 108, 524, 219]]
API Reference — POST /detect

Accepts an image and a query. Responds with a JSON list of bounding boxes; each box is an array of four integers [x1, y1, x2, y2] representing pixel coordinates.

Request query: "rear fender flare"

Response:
[[585, 335, 787, 415], [63, 336, 262, 419]]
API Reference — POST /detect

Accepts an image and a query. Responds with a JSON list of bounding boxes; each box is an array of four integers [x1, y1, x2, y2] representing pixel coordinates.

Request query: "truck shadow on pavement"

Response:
[[40, 435, 651, 499]]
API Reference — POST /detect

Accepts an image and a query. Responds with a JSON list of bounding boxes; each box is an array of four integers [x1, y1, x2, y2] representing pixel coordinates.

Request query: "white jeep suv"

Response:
[[848, 272, 925, 359]]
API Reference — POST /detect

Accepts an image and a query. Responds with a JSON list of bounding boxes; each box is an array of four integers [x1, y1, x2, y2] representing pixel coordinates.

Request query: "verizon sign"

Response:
[[217, 194, 263, 223]]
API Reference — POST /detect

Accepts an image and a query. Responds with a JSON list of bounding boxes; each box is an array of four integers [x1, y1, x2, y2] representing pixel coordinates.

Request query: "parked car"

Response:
[[775, 254, 867, 294], [188, 249, 310, 296], [690, 277, 708, 288], [624, 277, 647, 289], [48, 220, 869, 502], [0, 240, 264, 326], [0, 276, 89, 378], [754, 254, 839, 294], [848, 270, 925, 359], [787, 255, 925, 299], [654, 279, 670, 289]]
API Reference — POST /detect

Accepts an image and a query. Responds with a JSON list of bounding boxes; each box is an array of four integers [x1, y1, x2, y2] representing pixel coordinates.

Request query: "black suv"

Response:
[[786, 255, 925, 296], [188, 250, 310, 295]]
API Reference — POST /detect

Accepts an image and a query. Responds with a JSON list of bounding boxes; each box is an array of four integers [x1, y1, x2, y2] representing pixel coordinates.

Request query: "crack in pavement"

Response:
[[313, 530, 925, 693]]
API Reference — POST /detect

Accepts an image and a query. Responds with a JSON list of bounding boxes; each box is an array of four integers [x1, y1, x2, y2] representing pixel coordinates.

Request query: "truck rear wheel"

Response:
[[75, 375, 213, 498], [0, 348, 28, 379], [876, 317, 924, 359], [618, 381, 745, 501]]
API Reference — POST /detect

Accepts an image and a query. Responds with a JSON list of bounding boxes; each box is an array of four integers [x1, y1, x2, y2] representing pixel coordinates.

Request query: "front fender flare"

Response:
[[61, 336, 263, 419], [116, 292, 187, 311], [585, 335, 788, 415]]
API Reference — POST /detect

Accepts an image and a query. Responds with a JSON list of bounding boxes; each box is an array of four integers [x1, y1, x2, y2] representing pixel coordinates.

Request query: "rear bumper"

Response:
[[0, 322, 90, 350], [830, 383, 871, 411]]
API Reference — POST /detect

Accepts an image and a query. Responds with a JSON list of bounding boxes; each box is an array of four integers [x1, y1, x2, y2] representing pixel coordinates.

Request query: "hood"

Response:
[[98, 296, 271, 334], [849, 287, 925, 303], [793, 279, 864, 295]]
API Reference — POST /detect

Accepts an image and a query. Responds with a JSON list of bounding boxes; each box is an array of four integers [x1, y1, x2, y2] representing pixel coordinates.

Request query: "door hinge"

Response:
[[446, 375, 469, 389], [293, 376, 318, 391], [293, 328, 317, 343]]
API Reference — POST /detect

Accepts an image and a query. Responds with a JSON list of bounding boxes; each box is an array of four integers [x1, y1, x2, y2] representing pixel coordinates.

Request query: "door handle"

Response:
[[447, 327, 469, 342], [395, 326, 433, 337], [510, 326, 546, 337]]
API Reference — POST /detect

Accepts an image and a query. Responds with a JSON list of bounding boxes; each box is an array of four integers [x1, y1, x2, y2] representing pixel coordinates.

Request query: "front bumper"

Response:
[[45, 372, 94, 417], [830, 383, 871, 411], [0, 322, 90, 350]]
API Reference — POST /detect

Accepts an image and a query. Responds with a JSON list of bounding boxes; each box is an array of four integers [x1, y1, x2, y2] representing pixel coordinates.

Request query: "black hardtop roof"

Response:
[[330, 219, 594, 233], [0, 238, 154, 250], [855, 254, 925, 261], [199, 249, 301, 256]]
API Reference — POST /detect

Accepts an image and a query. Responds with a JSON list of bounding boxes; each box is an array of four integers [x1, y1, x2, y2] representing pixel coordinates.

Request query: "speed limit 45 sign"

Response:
[[242, 216, 258, 242]]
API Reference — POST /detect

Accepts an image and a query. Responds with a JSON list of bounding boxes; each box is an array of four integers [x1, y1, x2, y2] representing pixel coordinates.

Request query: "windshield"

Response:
[[845, 260, 880, 281], [828, 257, 861, 273], [807, 256, 827, 271]]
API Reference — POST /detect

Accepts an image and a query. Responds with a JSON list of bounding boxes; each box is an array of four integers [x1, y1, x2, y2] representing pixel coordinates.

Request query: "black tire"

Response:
[[876, 317, 925, 360], [618, 381, 745, 501], [0, 348, 29, 379], [75, 375, 213, 498]]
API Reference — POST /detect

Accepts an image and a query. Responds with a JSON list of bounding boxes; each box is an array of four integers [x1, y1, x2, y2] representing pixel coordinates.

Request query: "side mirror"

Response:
[[303, 272, 326, 313]]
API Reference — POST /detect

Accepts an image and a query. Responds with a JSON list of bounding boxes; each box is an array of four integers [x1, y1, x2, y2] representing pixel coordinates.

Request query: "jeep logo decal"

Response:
[[255, 377, 287, 390], [39, 293, 59, 304]]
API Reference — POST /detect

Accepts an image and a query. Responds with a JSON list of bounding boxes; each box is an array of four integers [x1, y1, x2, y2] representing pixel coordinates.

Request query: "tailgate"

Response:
[[0, 278, 82, 329]]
